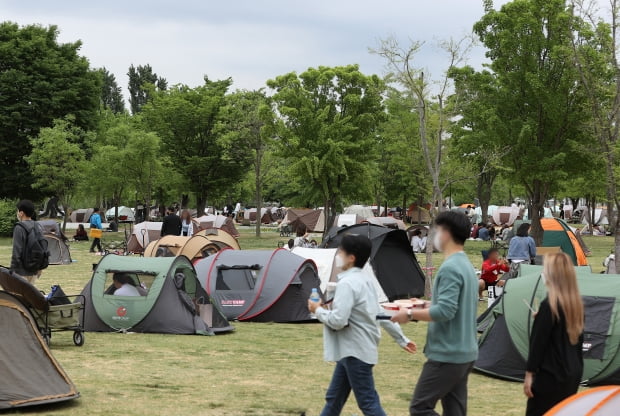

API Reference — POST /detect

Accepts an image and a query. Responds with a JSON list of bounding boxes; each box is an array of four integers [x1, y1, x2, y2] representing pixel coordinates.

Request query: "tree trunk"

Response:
[[197, 193, 207, 218], [255, 151, 262, 238], [181, 194, 189, 209]]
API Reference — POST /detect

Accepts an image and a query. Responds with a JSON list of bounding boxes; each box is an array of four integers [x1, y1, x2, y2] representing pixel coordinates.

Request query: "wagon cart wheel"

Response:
[[73, 331, 85, 346]]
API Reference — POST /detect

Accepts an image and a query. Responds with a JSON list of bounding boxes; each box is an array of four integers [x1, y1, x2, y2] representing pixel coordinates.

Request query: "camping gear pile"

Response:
[[476, 265, 620, 386], [0, 268, 85, 347]]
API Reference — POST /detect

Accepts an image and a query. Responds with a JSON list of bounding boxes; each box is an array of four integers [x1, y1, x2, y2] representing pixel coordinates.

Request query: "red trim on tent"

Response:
[[203, 248, 231, 295], [240, 256, 316, 321], [236, 248, 283, 320]]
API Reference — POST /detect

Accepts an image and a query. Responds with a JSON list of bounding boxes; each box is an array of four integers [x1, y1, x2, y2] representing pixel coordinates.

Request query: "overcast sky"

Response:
[[2, 0, 513, 99]]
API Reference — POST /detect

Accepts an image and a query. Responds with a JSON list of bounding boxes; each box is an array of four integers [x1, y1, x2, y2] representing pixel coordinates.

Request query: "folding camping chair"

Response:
[[0, 268, 85, 347]]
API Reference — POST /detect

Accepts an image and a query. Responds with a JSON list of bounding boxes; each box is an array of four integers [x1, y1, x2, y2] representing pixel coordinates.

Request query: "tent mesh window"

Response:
[[216, 265, 261, 291], [103, 272, 156, 296]]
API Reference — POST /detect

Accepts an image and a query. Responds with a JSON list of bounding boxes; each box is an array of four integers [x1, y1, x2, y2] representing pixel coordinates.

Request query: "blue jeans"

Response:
[[320, 356, 386, 416]]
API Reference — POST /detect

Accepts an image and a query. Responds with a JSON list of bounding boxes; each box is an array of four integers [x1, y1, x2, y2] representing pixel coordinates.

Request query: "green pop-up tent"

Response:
[[81, 255, 233, 334], [475, 265, 620, 386]]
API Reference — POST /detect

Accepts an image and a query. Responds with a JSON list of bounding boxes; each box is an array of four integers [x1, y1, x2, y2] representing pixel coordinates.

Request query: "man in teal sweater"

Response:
[[392, 211, 478, 416]]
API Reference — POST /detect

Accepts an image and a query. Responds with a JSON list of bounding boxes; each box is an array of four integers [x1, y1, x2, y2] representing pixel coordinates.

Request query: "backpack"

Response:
[[17, 222, 50, 273]]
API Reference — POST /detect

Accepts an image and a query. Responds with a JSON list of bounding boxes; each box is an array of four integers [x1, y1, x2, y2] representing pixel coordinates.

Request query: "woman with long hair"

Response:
[[524, 252, 584, 415], [180, 210, 194, 237]]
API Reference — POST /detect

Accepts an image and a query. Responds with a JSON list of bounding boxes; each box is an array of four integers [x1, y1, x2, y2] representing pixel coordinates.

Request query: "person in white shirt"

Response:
[[113, 274, 141, 296], [411, 229, 426, 253]]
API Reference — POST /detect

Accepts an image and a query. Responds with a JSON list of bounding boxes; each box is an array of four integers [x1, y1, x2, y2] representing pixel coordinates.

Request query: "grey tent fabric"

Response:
[[195, 249, 322, 322], [45, 235, 72, 265], [0, 291, 79, 409], [321, 223, 425, 300], [80, 255, 233, 334]]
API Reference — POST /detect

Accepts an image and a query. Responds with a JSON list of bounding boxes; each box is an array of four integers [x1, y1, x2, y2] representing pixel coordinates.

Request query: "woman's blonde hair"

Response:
[[543, 252, 584, 345]]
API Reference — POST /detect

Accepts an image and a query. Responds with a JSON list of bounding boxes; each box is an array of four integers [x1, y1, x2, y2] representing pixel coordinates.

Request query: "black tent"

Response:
[[321, 223, 425, 300], [195, 249, 321, 322], [0, 291, 79, 409]]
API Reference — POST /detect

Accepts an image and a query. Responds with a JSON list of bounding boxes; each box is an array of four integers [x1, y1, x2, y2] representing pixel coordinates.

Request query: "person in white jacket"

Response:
[[308, 234, 416, 416]]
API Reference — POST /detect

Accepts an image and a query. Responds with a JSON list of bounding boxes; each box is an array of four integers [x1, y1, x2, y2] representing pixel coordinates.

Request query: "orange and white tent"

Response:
[[546, 385, 620, 415]]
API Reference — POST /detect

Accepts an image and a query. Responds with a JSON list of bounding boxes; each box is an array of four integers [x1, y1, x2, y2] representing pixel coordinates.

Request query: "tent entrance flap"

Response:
[[583, 296, 615, 360]]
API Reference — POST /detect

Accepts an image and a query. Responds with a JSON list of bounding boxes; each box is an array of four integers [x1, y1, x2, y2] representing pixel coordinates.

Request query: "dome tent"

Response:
[[195, 249, 321, 322], [475, 265, 620, 386], [0, 291, 79, 409], [321, 223, 425, 300], [81, 255, 233, 334], [546, 385, 620, 415]]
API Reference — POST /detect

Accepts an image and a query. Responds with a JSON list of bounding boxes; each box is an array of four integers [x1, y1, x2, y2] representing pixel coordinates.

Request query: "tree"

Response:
[[141, 78, 250, 214], [26, 118, 87, 231], [449, 66, 507, 223], [474, 0, 591, 243], [127, 64, 167, 114], [267, 65, 385, 230], [570, 0, 620, 271], [372, 38, 471, 296], [97, 67, 125, 113], [219, 90, 274, 237], [0, 22, 101, 199]]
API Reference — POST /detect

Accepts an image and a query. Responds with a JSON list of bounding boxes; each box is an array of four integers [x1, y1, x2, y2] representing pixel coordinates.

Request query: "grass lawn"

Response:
[[0, 226, 613, 416]]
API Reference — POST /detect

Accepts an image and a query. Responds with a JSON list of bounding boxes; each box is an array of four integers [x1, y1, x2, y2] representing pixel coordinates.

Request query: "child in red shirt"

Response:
[[479, 248, 509, 300]]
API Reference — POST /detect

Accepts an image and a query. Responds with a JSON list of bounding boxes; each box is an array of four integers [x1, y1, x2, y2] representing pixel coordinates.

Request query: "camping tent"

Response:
[[406, 204, 432, 224], [243, 208, 274, 224], [545, 385, 620, 415], [344, 205, 375, 219], [195, 249, 321, 322], [81, 255, 233, 334], [335, 214, 363, 227], [127, 222, 162, 253], [491, 206, 521, 226], [513, 218, 589, 266], [0, 291, 79, 409], [292, 247, 388, 303], [105, 206, 135, 222], [69, 208, 94, 223], [475, 265, 620, 385], [144, 230, 239, 261], [540, 218, 589, 266], [281, 208, 326, 233], [36, 220, 72, 265], [321, 223, 425, 300], [364, 216, 407, 230], [194, 214, 240, 237]]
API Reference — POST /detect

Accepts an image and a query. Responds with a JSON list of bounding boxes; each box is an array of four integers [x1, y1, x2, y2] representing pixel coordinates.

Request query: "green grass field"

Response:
[[0, 227, 613, 416]]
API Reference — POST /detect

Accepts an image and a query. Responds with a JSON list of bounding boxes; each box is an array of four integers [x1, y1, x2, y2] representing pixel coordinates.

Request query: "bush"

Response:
[[0, 199, 16, 237]]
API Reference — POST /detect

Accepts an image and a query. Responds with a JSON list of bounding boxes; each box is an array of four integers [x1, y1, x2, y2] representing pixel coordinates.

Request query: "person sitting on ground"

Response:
[[286, 239, 295, 250], [411, 229, 426, 253], [112, 273, 141, 296], [501, 224, 514, 242], [488, 224, 496, 240], [73, 224, 89, 241], [293, 224, 310, 248], [478, 224, 490, 241], [470, 222, 481, 239], [479, 248, 509, 300]]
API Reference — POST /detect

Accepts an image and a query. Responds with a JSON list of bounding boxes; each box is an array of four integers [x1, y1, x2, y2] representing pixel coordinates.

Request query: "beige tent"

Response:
[[144, 229, 240, 261], [344, 205, 375, 219], [407, 205, 432, 224], [491, 206, 521, 226], [69, 208, 94, 223], [281, 209, 326, 233], [194, 214, 240, 237], [127, 222, 162, 253], [194, 229, 241, 251]]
